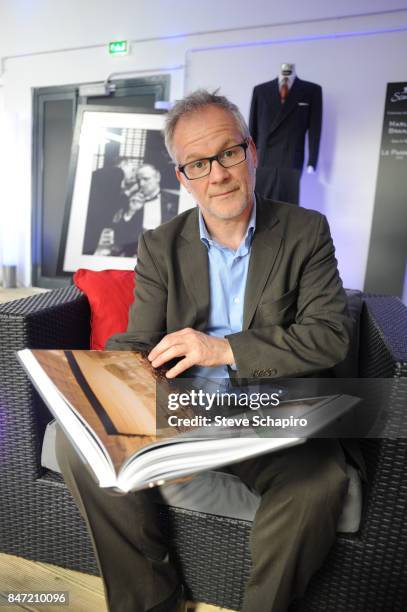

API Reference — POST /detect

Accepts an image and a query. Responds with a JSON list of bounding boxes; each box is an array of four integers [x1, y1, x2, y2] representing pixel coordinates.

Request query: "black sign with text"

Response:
[[364, 82, 407, 297]]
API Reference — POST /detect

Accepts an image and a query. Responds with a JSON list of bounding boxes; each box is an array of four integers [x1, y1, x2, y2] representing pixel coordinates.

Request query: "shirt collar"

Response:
[[199, 196, 256, 252], [142, 189, 160, 203], [278, 74, 295, 89]]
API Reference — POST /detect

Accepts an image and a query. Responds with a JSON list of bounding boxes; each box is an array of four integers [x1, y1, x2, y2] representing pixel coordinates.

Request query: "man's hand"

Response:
[[148, 328, 235, 378]]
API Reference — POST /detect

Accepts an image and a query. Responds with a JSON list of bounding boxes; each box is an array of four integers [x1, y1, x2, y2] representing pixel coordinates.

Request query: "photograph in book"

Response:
[[21, 350, 182, 470], [18, 349, 361, 494]]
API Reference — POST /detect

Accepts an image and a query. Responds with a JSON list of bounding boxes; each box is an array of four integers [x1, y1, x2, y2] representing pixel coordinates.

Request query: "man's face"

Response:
[[137, 166, 160, 198], [172, 105, 257, 223]]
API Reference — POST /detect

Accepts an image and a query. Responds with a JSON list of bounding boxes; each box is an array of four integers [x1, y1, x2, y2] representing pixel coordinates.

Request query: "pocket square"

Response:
[[298, 102, 309, 106]]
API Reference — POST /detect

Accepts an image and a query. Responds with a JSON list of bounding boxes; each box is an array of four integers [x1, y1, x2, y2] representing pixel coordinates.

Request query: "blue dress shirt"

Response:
[[191, 201, 256, 380]]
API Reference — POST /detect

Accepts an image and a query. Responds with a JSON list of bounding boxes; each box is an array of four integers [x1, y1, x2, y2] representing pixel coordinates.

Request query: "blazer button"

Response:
[[253, 369, 277, 377]]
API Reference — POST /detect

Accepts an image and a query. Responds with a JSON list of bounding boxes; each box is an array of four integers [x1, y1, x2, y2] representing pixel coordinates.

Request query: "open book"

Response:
[[18, 349, 359, 493]]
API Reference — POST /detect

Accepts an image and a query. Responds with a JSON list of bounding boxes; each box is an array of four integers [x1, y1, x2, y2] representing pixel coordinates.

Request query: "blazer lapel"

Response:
[[243, 197, 282, 329], [266, 79, 284, 134], [269, 77, 302, 135], [178, 209, 210, 330], [175, 200, 282, 332]]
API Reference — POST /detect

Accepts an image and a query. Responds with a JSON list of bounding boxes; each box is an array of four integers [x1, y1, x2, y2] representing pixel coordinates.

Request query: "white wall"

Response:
[[1, 1, 405, 58], [0, 1, 406, 287], [186, 12, 407, 290]]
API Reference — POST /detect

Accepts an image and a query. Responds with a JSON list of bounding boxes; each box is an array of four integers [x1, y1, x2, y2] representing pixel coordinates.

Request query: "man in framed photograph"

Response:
[[95, 163, 179, 258]]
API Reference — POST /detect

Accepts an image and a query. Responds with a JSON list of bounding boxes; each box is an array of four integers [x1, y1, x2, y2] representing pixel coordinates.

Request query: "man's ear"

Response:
[[175, 167, 190, 193]]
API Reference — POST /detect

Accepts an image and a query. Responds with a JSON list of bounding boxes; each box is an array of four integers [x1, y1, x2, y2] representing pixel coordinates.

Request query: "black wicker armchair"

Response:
[[0, 287, 407, 611]]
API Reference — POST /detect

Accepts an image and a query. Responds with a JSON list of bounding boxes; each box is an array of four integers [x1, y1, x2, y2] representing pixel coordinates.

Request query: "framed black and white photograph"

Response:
[[60, 105, 192, 273]]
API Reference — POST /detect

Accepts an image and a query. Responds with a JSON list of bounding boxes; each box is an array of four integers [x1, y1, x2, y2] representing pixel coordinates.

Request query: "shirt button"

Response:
[[233, 297, 240, 304]]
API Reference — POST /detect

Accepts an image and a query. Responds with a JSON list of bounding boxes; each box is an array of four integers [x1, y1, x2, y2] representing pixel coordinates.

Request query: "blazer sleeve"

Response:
[[105, 232, 167, 351], [249, 87, 259, 146], [226, 215, 351, 378], [307, 84, 322, 168]]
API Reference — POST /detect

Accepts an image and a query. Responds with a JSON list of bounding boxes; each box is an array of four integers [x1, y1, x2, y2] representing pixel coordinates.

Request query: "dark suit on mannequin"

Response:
[[249, 77, 322, 205]]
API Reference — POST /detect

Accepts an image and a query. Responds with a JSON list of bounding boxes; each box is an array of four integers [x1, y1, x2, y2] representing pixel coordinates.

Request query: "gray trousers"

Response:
[[55, 427, 349, 612]]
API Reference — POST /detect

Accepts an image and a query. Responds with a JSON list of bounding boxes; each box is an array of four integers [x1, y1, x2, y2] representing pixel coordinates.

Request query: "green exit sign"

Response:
[[108, 40, 129, 56]]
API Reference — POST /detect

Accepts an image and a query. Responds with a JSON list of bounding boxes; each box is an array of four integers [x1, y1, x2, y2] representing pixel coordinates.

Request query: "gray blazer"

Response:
[[107, 195, 365, 475], [107, 195, 351, 380]]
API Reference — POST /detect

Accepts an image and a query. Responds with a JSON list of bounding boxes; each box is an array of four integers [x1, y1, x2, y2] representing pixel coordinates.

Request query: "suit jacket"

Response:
[[107, 195, 350, 381], [107, 195, 366, 476], [111, 191, 179, 257], [249, 77, 322, 171], [160, 189, 179, 223]]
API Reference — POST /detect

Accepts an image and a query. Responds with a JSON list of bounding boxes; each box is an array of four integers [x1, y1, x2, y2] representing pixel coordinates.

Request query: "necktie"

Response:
[[280, 78, 289, 104]]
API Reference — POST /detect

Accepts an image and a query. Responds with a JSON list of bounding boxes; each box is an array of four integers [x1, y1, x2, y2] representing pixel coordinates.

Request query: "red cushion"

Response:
[[73, 269, 135, 350]]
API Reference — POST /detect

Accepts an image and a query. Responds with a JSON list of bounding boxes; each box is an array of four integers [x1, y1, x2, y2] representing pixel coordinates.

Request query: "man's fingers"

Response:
[[148, 328, 193, 362], [148, 337, 172, 362], [150, 344, 187, 368], [147, 329, 230, 376], [165, 356, 195, 379]]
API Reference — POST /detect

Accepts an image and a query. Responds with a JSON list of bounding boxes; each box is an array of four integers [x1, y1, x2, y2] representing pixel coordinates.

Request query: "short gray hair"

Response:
[[164, 89, 250, 161]]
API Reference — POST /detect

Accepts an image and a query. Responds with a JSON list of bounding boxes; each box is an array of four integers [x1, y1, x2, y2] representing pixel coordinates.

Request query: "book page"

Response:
[[71, 350, 156, 435], [31, 350, 170, 471]]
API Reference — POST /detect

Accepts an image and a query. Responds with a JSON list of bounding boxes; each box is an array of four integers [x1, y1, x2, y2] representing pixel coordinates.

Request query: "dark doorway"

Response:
[[32, 75, 170, 287]]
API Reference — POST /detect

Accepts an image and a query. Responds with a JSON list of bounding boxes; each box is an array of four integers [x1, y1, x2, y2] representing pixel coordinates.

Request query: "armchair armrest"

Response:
[[0, 286, 90, 351], [359, 295, 407, 377], [0, 287, 98, 573], [350, 295, 407, 541], [0, 286, 91, 480]]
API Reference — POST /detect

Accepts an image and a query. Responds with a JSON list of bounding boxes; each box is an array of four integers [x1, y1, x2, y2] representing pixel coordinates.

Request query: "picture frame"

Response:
[[59, 105, 193, 273]]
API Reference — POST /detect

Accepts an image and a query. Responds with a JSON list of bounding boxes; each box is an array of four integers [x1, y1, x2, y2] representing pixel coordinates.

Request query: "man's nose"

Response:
[[209, 159, 230, 181]]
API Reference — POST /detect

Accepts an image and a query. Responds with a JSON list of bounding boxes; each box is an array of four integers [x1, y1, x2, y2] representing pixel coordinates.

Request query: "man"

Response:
[[96, 163, 179, 257], [136, 164, 179, 230], [57, 90, 351, 612]]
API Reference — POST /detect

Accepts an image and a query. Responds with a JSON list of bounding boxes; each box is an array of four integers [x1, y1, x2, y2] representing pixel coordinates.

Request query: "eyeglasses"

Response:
[[178, 140, 249, 180]]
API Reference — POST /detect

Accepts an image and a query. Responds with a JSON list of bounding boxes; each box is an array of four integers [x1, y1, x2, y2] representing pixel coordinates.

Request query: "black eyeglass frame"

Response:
[[177, 140, 249, 180]]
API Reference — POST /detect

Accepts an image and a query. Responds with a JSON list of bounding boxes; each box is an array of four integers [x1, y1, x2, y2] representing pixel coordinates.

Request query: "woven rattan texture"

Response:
[[290, 297, 407, 612], [362, 296, 407, 363], [0, 287, 97, 573], [159, 506, 251, 611], [1, 290, 406, 611]]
